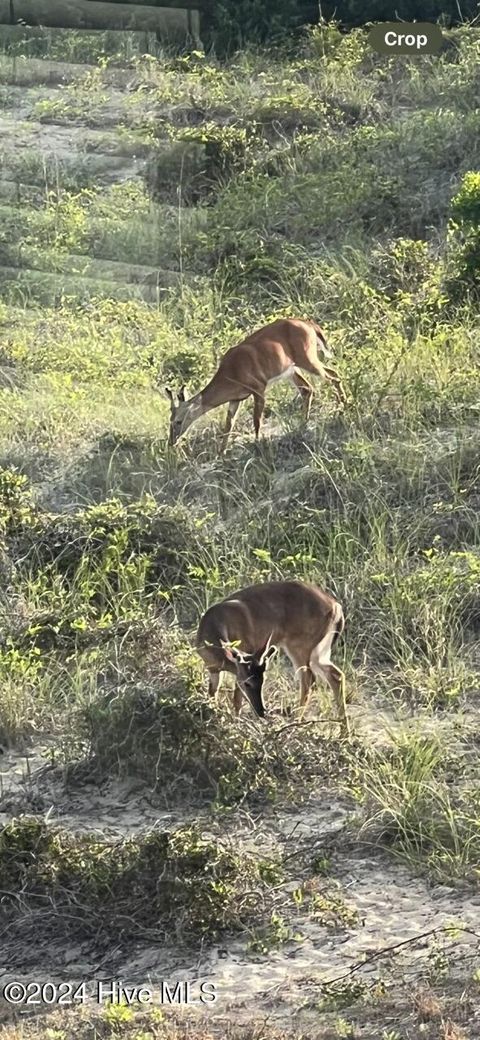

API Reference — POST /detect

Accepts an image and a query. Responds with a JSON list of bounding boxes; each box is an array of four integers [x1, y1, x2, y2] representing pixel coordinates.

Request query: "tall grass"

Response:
[[356, 730, 480, 881]]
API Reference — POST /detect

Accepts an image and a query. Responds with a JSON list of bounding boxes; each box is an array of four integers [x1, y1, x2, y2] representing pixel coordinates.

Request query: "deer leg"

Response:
[[291, 369, 314, 421], [321, 663, 349, 738], [208, 670, 221, 705], [296, 665, 315, 720], [323, 366, 347, 406], [300, 357, 347, 408], [233, 683, 244, 715], [253, 393, 265, 441], [220, 399, 242, 454], [310, 657, 350, 738]]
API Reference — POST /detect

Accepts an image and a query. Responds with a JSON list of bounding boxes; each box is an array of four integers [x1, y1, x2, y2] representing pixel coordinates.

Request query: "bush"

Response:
[[326, 0, 478, 23], [369, 239, 437, 298], [446, 172, 480, 301], [0, 467, 35, 537], [0, 478, 212, 656], [5, 489, 208, 594], [205, 1, 310, 53], [0, 816, 277, 944], [370, 550, 480, 662], [205, 1, 478, 53]]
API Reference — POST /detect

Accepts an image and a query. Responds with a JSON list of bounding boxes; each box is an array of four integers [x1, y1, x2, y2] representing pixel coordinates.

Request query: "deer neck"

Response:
[[198, 374, 234, 412], [178, 389, 213, 433], [181, 375, 234, 433]]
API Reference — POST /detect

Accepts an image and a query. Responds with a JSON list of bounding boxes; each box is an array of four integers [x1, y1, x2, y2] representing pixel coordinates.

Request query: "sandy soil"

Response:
[[1, 743, 479, 1032]]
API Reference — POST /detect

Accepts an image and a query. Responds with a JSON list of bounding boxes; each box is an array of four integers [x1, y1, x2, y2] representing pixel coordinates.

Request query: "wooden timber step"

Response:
[[0, 264, 191, 304], [10, 250, 183, 285]]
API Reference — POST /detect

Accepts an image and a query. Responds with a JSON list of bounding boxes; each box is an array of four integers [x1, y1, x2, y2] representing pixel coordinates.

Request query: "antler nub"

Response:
[[259, 632, 277, 665]]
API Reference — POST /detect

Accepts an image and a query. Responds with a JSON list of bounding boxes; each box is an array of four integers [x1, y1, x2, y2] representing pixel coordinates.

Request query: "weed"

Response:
[[334, 1019, 355, 1038], [293, 879, 358, 929], [318, 979, 369, 1012], [248, 912, 299, 954]]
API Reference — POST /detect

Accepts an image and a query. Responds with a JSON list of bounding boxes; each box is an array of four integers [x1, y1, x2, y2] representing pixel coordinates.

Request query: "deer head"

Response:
[[221, 635, 277, 717], [164, 385, 194, 446]]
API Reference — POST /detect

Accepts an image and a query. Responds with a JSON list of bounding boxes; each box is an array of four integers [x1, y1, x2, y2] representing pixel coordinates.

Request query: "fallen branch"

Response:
[[322, 924, 480, 989]]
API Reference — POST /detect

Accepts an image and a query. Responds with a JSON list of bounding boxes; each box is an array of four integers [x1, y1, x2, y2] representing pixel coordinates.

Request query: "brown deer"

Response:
[[196, 580, 349, 736], [164, 318, 346, 452]]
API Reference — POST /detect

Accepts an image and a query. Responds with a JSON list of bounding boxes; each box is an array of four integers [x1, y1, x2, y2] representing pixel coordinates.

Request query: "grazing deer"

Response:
[[196, 580, 349, 737], [164, 318, 346, 452]]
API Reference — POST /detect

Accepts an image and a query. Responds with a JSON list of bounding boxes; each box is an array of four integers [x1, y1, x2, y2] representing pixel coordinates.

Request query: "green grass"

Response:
[[353, 730, 480, 882]]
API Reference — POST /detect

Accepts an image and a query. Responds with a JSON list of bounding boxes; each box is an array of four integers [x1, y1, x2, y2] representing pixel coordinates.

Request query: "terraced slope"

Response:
[[0, 46, 211, 304]]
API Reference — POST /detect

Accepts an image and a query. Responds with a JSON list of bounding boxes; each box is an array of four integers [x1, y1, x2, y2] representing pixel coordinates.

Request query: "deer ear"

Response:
[[178, 385, 187, 402], [221, 641, 242, 664], [164, 387, 175, 402]]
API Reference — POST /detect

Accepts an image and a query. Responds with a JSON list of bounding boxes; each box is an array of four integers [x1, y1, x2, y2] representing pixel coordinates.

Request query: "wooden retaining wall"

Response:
[[0, 0, 202, 42]]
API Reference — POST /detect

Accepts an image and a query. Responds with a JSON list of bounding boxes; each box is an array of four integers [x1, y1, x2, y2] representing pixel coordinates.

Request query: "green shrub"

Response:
[[1, 485, 212, 657], [393, 550, 480, 647], [451, 171, 480, 226], [446, 173, 480, 301], [205, 0, 308, 53], [0, 816, 276, 944], [7, 493, 208, 592], [0, 644, 46, 746], [320, 0, 478, 24], [0, 467, 36, 536], [205, 1, 476, 53], [369, 239, 437, 298]]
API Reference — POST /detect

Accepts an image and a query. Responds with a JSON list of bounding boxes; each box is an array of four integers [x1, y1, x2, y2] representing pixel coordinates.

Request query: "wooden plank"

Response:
[[12, 249, 183, 286], [0, 265, 170, 303], [0, 0, 197, 36], [85, 0, 201, 8]]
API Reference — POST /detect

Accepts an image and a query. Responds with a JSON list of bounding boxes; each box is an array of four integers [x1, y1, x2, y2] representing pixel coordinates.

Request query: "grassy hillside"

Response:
[[1, 22, 480, 1040]]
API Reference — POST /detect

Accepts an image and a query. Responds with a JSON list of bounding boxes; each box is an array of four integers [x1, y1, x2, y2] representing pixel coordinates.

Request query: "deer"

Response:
[[196, 579, 350, 737], [163, 318, 346, 452]]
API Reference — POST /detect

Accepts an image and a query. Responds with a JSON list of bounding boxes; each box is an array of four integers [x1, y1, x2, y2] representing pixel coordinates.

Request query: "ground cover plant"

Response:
[[0, 816, 278, 945]]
